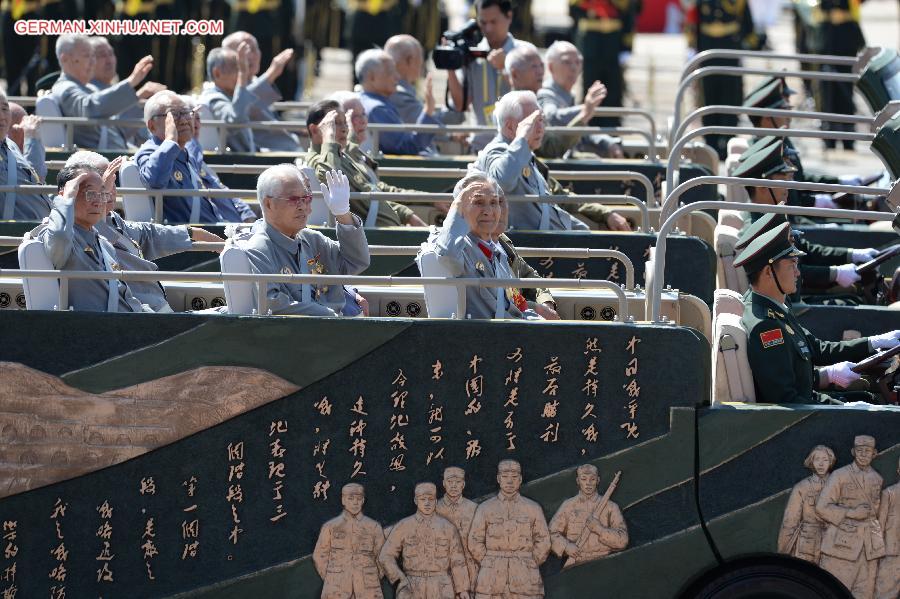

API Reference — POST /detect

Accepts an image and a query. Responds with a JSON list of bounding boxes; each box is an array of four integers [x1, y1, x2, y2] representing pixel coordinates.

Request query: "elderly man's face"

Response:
[[506, 100, 544, 149], [415, 490, 437, 516], [460, 181, 501, 240], [491, 193, 508, 238], [368, 57, 400, 97], [62, 41, 95, 84], [148, 96, 194, 144], [263, 173, 313, 237], [72, 171, 107, 228], [512, 53, 544, 93], [229, 33, 261, 75], [549, 48, 582, 91], [6, 102, 25, 150], [343, 98, 368, 142], [333, 110, 350, 147], [213, 52, 240, 93], [92, 41, 117, 84]]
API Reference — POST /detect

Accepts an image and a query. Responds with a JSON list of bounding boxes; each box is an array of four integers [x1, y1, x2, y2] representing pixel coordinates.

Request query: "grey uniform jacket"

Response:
[[51, 73, 137, 150], [1, 137, 51, 220], [31, 195, 147, 312], [245, 77, 302, 151], [537, 82, 583, 127], [200, 84, 258, 153], [90, 79, 148, 146], [474, 134, 588, 231], [95, 212, 192, 311], [388, 80, 464, 126], [243, 217, 370, 316], [421, 206, 527, 320]]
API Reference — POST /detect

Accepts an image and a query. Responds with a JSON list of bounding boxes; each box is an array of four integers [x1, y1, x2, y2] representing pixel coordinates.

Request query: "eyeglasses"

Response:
[[150, 109, 196, 121], [273, 194, 313, 206], [83, 191, 114, 203]]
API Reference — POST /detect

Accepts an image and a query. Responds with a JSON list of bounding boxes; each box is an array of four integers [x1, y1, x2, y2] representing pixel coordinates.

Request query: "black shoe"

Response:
[[843, 140, 855, 151], [824, 139, 837, 150]]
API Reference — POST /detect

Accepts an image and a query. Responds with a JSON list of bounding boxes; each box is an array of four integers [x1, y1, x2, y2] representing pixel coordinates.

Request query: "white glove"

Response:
[[320, 169, 350, 217], [851, 248, 878, 264], [821, 361, 861, 388], [618, 51, 631, 66], [839, 174, 862, 186], [813, 194, 837, 209], [869, 330, 900, 350], [833, 263, 860, 287]]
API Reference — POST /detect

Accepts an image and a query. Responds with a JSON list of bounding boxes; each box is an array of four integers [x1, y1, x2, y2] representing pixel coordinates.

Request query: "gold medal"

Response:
[[174, 171, 184, 182], [281, 266, 293, 275], [111, 262, 122, 271], [475, 261, 485, 272], [522, 166, 531, 179]]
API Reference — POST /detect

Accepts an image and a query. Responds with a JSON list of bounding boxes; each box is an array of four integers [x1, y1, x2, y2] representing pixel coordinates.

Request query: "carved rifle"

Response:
[[564, 471, 621, 568]]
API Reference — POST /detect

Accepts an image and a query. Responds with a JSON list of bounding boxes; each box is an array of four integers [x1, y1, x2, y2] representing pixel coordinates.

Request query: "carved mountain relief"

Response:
[[0, 361, 299, 498]]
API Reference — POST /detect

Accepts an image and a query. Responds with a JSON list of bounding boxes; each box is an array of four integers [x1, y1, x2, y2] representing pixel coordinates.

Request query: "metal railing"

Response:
[[671, 66, 862, 145], [679, 49, 858, 82], [649, 178, 895, 320], [3, 268, 630, 321], [0, 184, 650, 232], [664, 126, 875, 205]]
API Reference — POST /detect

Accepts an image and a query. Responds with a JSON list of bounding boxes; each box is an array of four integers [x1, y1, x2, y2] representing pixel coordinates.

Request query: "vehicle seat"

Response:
[[120, 160, 155, 222], [17, 236, 62, 310], [220, 243, 255, 315]]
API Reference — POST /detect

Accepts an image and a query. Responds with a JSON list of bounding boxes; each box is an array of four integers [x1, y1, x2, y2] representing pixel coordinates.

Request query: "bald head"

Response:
[[545, 40, 583, 91], [505, 42, 543, 93], [385, 34, 424, 84], [7, 102, 26, 150], [221, 31, 261, 75]]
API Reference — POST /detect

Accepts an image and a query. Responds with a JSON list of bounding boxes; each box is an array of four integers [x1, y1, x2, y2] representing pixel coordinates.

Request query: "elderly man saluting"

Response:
[[243, 165, 370, 316]]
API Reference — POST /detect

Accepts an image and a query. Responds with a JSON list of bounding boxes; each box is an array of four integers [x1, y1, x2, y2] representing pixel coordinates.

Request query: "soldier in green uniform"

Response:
[[733, 222, 899, 404], [684, 0, 759, 159], [810, 0, 865, 149], [569, 0, 638, 127], [731, 140, 877, 297], [305, 100, 426, 227]]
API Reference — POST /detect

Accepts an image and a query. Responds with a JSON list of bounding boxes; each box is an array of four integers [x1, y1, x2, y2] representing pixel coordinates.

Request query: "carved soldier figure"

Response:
[[379, 482, 471, 599], [876, 456, 900, 599], [313, 483, 386, 599], [816, 436, 886, 599], [436, 467, 479, 592], [778, 445, 836, 563], [468, 460, 551, 599], [549, 464, 628, 566]]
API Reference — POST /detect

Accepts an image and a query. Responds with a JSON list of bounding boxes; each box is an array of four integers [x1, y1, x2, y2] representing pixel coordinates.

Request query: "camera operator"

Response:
[[446, 0, 523, 152]]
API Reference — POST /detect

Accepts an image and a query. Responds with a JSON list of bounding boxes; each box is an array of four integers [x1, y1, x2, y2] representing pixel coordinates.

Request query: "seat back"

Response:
[[717, 209, 745, 229], [713, 288, 745, 320], [714, 224, 748, 293], [196, 103, 221, 152], [17, 237, 61, 310], [220, 243, 256, 315], [712, 311, 756, 405], [416, 249, 460, 318], [297, 165, 331, 227], [119, 160, 155, 222], [726, 137, 748, 156], [35, 95, 65, 148]]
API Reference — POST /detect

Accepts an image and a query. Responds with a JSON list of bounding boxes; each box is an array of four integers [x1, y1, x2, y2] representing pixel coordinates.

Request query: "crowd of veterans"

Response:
[[3, 0, 900, 409]]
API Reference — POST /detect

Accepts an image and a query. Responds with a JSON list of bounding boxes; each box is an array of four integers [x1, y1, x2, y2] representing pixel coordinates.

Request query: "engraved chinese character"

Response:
[[506, 347, 523, 363], [584, 338, 601, 354], [571, 263, 588, 279], [623, 380, 641, 398], [392, 369, 407, 387], [388, 454, 406, 471], [625, 357, 638, 377], [582, 423, 599, 443], [269, 420, 288, 435], [183, 476, 197, 497], [351, 396, 368, 415], [626, 336, 641, 354], [182, 541, 199, 560], [315, 397, 333, 415], [313, 480, 331, 500], [139, 478, 156, 496], [50, 499, 67, 519], [541, 422, 560, 443], [465, 439, 482, 460], [582, 378, 598, 397], [620, 422, 639, 439], [541, 400, 559, 418], [227, 442, 244, 462], [428, 403, 443, 424], [432, 360, 444, 380], [543, 356, 562, 375], [96, 501, 113, 519]]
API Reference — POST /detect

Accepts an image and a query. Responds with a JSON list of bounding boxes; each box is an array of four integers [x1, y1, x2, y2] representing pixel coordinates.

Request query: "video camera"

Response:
[[432, 20, 490, 70]]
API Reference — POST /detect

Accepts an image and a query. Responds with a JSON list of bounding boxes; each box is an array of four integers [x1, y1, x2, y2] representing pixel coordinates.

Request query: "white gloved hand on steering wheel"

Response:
[[821, 361, 861, 388], [833, 263, 861, 287], [851, 248, 878, 264], [869, 330, 900, 351]]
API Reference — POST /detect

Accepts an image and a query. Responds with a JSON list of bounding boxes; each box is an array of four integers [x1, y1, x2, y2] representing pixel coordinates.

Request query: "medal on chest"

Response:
[[173, 170, 184, 182], [307, 253, 328, 296]]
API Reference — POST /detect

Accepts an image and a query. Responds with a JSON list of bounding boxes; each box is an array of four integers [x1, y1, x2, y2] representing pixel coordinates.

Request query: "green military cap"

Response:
[[733, 222, 806, 274], [732, 140, 798, 179], [734, 212, 789, 250], [738, 136, 800, 165], [744, 76, 797, 102], [743, 79, 790, 110]]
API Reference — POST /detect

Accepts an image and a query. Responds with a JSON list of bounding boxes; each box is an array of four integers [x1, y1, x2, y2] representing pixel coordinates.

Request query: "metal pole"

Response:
[[680, 49, 857, 82]]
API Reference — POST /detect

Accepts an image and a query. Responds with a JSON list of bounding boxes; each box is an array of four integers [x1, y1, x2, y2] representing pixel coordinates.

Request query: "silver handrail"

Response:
[[671, 105, 875, 150], [664, 126, 875, 209], [679, 49, 858, 82], [0, 185, 650, 231], [3, 268, 630, 321], [671, 66, 861, 145], [649, 179, 895, 320]]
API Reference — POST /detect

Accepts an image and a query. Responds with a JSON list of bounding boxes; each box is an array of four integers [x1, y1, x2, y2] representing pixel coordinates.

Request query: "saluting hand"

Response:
[[164, 112, 179, 145], [62, 172, 90, 204], [127, 55, 154, 89], [237, 41, 253, 86], [319, 110, 339, 145], [12, 114, 41, 139], [102, 155, 127, 195], [265, 49, 294, 83], [515, 110, 543, 143], [321, 169, 351, 218]]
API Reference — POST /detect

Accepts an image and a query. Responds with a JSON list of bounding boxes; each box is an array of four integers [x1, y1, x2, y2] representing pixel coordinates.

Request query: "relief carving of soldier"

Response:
[[876, 456, 900, 599], [467, 459, 551, 599], [378, 482, 471, 599], [435, 467, 479, 592], [549, 464, 628, 567], [816, 435, 886, 599], [778, 445, 836, 563], [313, 483, 386, 599]]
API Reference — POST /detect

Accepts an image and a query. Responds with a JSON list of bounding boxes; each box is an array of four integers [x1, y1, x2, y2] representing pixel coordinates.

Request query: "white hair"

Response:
[[206, 47, 236, 81], [504, 42, 539, 75], [56, 34, 90, 60], [328, 91, 363, 112], [355, 49, 389, 83], [144, 90, 181, 122], [545, 40, 579, 66], [221, 30, 253, 51], [494, 90, 538, 132], [88, 36, 111, 49], [384, 34, 422, 65], [257, 164, 310, 217], [453, 169, 499, 201], [64, 150, 109, 174]]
